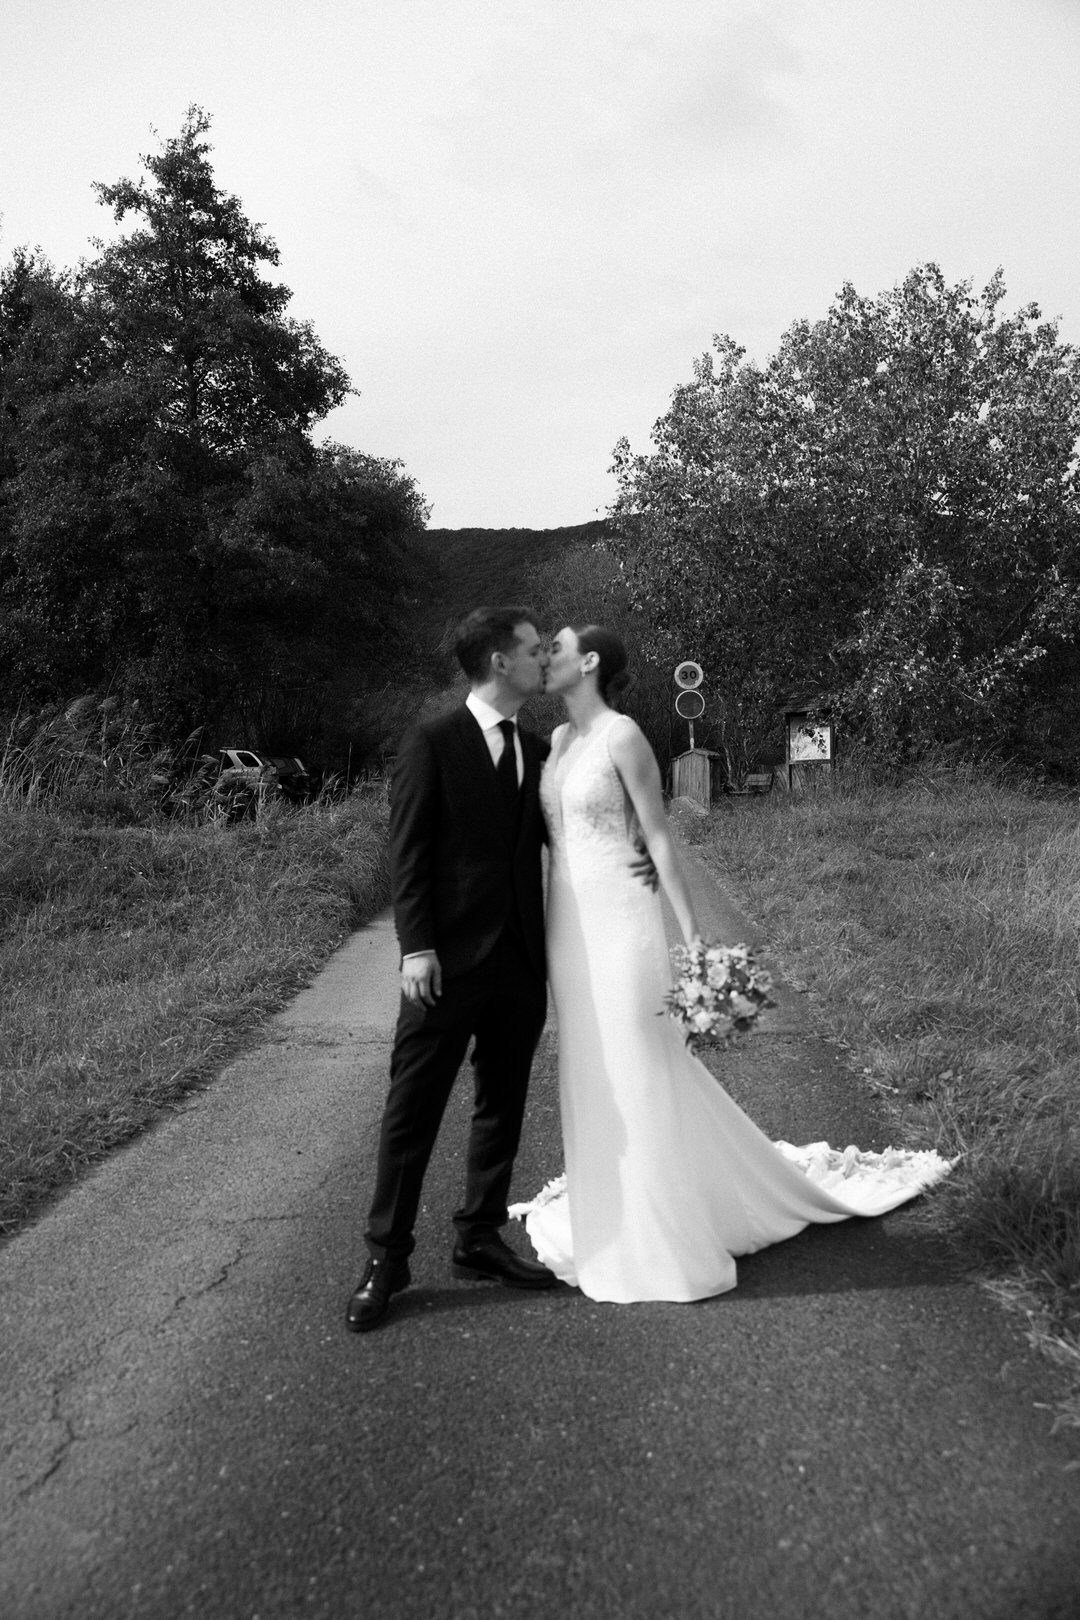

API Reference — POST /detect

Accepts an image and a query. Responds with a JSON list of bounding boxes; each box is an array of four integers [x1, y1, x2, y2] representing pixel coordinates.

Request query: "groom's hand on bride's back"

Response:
[[629, 835, 659, 891], [401, 950, 443, 1007]]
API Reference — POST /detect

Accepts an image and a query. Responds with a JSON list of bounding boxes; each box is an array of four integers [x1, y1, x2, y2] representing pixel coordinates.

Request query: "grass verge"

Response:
[[0, 791, 389, 1235], [693, 765, 1080, 1426]]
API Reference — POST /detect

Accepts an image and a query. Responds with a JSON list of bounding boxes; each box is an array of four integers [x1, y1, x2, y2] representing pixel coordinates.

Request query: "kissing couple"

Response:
[[347, 606, 950, 1329]]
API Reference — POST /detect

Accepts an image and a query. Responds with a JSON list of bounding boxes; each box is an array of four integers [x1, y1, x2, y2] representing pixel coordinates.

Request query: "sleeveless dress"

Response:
[[512, 712, 952, 1304]]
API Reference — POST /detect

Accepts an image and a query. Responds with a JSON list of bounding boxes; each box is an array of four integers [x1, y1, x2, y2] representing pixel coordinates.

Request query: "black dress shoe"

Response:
[[451, 1233, 557, 1289], [345, 1258, 411, 1332]]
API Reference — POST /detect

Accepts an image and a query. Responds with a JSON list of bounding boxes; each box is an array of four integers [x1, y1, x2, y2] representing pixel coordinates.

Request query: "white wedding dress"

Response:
[[511, 711, 952, 1304]]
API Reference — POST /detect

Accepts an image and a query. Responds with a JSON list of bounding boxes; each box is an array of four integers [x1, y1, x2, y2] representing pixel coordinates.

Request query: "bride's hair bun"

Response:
[[605, 668, 632, 706], [573, 623, 630, 708]]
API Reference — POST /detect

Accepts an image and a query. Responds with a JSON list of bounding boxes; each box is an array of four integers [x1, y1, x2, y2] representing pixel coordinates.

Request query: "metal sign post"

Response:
[[671, 660, 722, 809], [673, 660, 705, 751]]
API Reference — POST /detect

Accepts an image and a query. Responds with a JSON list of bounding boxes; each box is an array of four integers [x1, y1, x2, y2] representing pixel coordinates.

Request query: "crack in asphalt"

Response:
[[12, 1246, 249, 1498], [11, 1382, 79, 1501], [15, 1420, 76, 1499], [166, 1248, 244, 1316]]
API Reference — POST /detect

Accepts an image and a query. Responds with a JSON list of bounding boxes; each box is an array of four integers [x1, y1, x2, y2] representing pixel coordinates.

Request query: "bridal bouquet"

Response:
[[664, 940, 776, 1049]]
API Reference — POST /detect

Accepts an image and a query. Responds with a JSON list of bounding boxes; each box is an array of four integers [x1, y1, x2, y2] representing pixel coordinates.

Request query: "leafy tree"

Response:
[[87, 108, 347, 463], [221, 442, 432, 757], [610, 265, 1080, 771], [0, 247, 146, 698], [0, 109, 426, 750]]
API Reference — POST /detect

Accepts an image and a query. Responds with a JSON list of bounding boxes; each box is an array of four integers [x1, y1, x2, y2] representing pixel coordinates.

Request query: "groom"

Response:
[[347, 606, 556, 1331]]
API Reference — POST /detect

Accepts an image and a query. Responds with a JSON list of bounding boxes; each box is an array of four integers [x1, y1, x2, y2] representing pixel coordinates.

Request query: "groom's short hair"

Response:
[[454, 606, 538, 682]]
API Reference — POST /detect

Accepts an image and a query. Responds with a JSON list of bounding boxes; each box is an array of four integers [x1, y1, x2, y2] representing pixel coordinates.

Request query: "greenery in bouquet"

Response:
[[664, 941, 776, 1048]]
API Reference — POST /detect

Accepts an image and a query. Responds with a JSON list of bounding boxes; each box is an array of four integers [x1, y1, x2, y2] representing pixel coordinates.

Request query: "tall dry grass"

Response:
[[0, 790, 389, 1233], [697, 767, 1080, 1410], [1, 694, 170, 823], [702, 769, 1080, 1278]]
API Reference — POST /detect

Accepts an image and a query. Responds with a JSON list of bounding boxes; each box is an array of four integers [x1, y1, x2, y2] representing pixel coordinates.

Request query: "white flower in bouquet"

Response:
[[663, 940, 776, 1049]]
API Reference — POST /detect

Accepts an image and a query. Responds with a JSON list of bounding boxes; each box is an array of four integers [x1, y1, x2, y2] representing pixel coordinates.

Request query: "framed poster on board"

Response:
[[787, 716, 833, 763]]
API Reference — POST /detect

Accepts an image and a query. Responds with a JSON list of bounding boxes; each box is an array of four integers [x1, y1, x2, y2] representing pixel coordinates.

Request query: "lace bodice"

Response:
[[540, 713, 638, 870]]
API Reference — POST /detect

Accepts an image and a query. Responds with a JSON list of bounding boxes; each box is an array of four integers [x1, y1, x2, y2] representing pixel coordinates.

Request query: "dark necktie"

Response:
[[496, 720, 518, 816]]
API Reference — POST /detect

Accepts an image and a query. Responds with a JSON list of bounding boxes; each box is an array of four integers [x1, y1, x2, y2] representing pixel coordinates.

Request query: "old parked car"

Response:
[[212, 749, 310, 818]]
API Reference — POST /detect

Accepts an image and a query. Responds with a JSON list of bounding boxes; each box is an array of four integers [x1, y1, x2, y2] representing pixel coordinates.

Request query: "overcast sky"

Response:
[[3, 0, 1078, 528]]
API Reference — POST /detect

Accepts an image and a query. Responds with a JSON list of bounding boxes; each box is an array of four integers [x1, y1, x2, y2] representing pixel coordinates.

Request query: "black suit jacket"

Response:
[[389, 706, 549, 981]]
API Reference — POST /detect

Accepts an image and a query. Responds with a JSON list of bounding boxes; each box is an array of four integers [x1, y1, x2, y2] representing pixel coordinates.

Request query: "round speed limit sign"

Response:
[[674, 689, 705, 721]]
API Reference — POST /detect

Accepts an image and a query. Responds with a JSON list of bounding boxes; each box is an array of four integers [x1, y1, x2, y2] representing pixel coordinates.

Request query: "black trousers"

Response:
[[364, 930, 547, 1263]]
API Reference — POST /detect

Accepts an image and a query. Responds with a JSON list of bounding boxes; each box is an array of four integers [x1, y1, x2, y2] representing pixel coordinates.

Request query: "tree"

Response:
[[87, 107, 348, 463], [221, 442, 432, 755], [0, 109, 425, 746], [0, 247, 146, 699], [610, 265, 1080, 770]]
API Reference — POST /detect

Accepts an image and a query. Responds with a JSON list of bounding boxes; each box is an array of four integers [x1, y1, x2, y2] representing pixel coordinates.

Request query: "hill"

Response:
[[411, 520, 611, 628]]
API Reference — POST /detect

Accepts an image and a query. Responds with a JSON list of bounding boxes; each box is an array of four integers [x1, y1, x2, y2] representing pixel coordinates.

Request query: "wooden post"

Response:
[[671, 749, 723, 810]]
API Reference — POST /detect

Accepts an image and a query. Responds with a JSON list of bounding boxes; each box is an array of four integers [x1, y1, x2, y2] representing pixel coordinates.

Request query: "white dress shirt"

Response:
[[464, 690, 523, 785]]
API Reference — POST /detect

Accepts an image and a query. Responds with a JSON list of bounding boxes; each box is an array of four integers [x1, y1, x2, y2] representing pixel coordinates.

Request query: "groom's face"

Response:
[[498, 621, 547, 698]]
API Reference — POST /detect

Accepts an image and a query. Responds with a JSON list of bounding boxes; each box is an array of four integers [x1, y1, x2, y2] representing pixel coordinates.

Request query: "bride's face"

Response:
[[546, 626, 586, 695]]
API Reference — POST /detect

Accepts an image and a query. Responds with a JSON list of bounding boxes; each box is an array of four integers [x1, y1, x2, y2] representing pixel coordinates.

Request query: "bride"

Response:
[[513, 623, 951, 1304]]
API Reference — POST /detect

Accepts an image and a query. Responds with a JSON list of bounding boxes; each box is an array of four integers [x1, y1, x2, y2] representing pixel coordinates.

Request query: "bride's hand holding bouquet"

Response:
[[664, 939, 776, 1050]]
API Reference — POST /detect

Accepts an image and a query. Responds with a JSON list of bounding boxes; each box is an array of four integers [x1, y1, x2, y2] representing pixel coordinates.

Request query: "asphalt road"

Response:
[[2, 837, 1079, 1620]]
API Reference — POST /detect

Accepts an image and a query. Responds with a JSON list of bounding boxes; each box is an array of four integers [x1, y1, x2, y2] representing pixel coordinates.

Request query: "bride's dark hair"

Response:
[[572, 624, 630, 707]]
